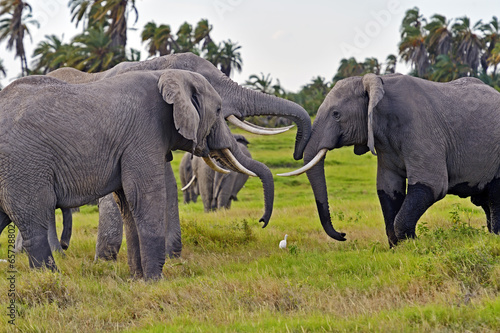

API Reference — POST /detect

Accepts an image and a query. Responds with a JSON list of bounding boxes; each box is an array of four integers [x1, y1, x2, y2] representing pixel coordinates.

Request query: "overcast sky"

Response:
[[1, 0, 498, 91]]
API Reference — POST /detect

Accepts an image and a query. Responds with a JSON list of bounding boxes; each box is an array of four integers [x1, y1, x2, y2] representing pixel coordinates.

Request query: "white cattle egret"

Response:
[[279, 234, 288, 249]]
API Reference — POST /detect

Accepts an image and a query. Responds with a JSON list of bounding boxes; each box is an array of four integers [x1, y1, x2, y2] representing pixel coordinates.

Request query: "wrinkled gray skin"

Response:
[[304, 73, 500, 247], [48, 53, 310, 259], [97, 136, 249, 260], [0, 69, 257, 279], [191, 134, 251, 212], [179, 152, 199, 204], [15, 208, 73, 253]]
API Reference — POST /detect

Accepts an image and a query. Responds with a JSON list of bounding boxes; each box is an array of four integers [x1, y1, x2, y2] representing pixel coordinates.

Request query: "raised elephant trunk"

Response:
[[216, 75, 312, 160], [304, 145, 347, 241]]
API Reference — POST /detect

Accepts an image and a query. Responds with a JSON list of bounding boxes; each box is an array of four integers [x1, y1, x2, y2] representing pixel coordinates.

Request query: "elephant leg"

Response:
[[165, 164, 182, 258], [215, 173, 234, 210], [95, 194, 123, 261], [59, 208, 73, 250], [47, 211, 64, 253], [471, 193, 491, 232], [486, 178, 500, 234], [17, 210, 57, 271], [376, 167, 406, 247], [113, 190, 142, 278], [394, 183, 436, 241], [121, 165, 167, 280]]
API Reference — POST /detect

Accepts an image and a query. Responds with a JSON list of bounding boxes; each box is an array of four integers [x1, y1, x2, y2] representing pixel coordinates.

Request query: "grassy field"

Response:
[[1, 126, 499, 332]]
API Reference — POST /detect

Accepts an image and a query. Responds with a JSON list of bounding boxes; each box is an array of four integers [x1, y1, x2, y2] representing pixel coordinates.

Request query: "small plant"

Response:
[[289, 244, 299, 256], [417, 221, 430, 236]]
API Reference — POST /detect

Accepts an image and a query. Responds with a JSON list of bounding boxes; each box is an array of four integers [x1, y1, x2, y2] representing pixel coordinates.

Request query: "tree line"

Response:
[[1, 3, 499, 116]]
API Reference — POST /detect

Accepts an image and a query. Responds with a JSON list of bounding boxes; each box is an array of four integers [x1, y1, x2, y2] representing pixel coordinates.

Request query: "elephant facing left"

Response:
[[0, 69, 258, 279]]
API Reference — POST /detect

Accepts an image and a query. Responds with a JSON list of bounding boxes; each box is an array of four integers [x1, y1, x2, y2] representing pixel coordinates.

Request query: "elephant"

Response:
[[179, 151, 199, 204], [183, 134, 251, 212], [282, 73, 500, 246], [0, 68, 273, 279], [47, 53, 311, 260]]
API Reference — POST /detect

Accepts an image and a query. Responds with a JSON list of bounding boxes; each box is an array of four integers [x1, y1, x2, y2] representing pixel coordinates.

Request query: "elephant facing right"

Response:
[[283, 73, 500, 246]]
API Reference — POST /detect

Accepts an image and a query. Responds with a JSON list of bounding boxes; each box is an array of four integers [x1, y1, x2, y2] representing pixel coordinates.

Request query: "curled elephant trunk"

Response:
[[304, 147, 347, 241]]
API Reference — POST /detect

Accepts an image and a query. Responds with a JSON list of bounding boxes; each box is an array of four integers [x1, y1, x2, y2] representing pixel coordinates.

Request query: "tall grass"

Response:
[[0, 127, 499, 332]]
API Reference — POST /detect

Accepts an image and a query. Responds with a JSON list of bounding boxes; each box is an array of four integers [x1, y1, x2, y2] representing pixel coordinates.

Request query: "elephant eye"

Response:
[[333, 111, 341, 120], [216, 107, 221, 116]]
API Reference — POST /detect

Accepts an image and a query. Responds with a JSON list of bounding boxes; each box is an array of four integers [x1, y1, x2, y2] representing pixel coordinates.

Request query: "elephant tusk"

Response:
[[181, 175, 196, 191], [221, 148, 258, 177], [226, 115, 293, 135], [202, 156, 231, 174], [277, 148, 328, 177]]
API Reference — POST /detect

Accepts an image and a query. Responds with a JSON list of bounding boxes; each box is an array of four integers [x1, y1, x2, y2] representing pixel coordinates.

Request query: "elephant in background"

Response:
[[183, 134, 251, 212], [179, 152, 199, 204], [47, 53, 311, 260], [0, 69, 270, 279], [283, 73, 500, 246]]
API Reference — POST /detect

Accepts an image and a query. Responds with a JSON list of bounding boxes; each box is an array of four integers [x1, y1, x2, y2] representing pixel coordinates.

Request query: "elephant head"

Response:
[[279, 75, 384, 241], [49, 53, 312, 160]]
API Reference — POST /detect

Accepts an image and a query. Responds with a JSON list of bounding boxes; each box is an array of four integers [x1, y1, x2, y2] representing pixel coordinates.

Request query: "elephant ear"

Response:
[[362, 73, 385, 156], [158, 69, 200, 145]]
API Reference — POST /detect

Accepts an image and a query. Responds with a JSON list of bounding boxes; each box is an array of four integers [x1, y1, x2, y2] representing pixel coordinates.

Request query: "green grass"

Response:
[[1, 127, 499, 332]]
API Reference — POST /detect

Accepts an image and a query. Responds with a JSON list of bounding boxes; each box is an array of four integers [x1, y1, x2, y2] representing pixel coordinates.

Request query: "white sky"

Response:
[[1, 0, 498, 91]]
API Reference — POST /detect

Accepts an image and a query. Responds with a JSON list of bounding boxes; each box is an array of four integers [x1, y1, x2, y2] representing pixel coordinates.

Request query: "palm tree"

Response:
[[69, 0, 95, 28], [480, 16, 500, 76], [72, 26, 123, 72], [193, 19, 213, 48], [362, 57, 381, 75], [216, 40, 242, 77], [0, 0, 39, 76], [141, 21, 172, 56], [245, 72, 276, 94], [0, 58, 6, 77], [398, 7, 430, 77], [333, 57, 364, 83], [429, 54, 470, 82], [69, 0, 138, 49], [31, 35, 78, 73], [91, 0, 138, 48], [424, 14, 452, 62], [384, 54, 397, 74], [452, 16, 483, 75], [0, 58, 6, 90]]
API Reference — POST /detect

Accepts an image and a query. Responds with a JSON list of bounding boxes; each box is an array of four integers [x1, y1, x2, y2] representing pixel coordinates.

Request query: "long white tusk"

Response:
[[202, 156, 230, 174], [226, 115, 293, 135], [277, 148, 328, 177], [221, 148, 257, 177], [181, 175, 196, 191]]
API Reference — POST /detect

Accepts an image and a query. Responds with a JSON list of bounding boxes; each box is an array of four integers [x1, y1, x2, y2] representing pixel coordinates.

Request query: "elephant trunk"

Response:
[[218, 76, 312, 160], [212, 145, 274, 226], [232, 147, 274, 226], [304, 143, 347, 241]]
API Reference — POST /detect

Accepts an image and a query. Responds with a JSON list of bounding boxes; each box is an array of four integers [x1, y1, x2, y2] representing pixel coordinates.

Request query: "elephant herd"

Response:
[[1, 53, 500, 279]]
